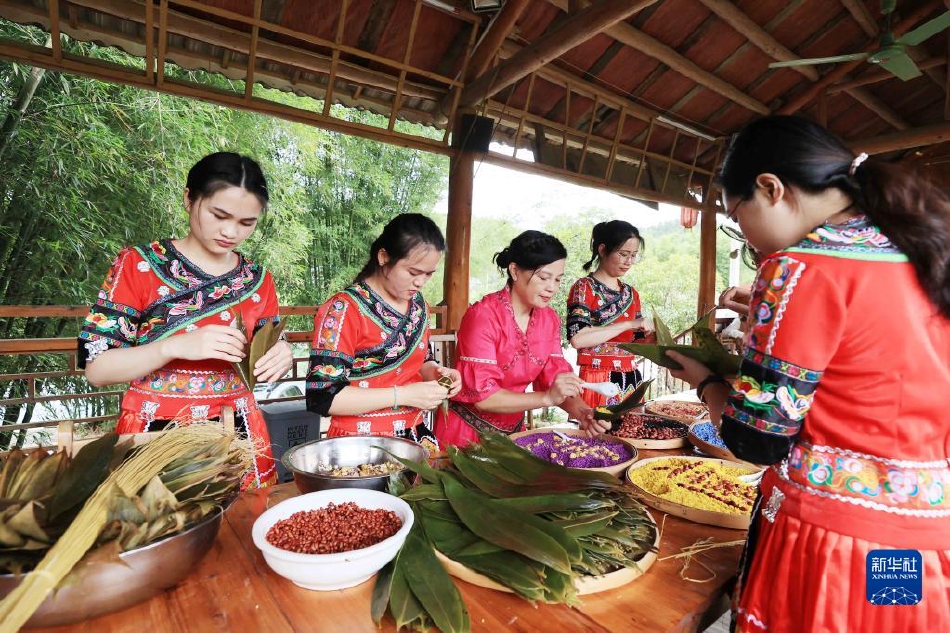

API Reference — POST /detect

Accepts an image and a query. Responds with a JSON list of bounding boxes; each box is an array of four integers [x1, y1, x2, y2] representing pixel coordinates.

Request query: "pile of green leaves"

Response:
[[372, 432, 658, 632], [622, 310, 741, 377], [0, 432, 244, 575]]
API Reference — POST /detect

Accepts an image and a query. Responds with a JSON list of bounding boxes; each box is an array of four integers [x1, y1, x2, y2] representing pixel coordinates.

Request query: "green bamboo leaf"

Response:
[[442, 478, 574, 574], [15, 451, 65, 502], [493, 493, 607, 514], [450, 551, 549, 603], [389, 455, 445, 485], [399, 483, 446, 502], [389, 561, 424, 630], [550, 510, 618, 538], [652, 307, 675, 346], [477, 433, 619, 491], [402, 526, 470, 633], [243, 318, 286, 391], [592, 378, 654, 421], [620, 342, 741, 376], [230, 312, 252, 389], [48, 432, 118, 522], [371, 559, 395, 626], [421, 512, 487, 557]]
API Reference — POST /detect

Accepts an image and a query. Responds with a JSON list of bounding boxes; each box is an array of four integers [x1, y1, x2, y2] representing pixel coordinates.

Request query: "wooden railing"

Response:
[[0, 304, 452, 446]]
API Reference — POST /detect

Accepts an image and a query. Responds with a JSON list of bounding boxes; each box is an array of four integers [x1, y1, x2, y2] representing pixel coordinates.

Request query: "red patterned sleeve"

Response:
[[306, 293, 360, 415], [77, 247, 147, 368], [566, 278, 594, 340], [250, 271, 281, 333], [721, 253, 847, 464]]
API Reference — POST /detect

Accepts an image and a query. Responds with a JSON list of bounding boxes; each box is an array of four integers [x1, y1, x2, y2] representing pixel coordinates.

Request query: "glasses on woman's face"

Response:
[[721, 193, 745, 222], [613, 249, 642, 264]]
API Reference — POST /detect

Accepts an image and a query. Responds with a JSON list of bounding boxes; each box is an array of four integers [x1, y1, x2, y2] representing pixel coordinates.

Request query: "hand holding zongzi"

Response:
[[161, 324, 247, 363], [254, 339, 293, 383]]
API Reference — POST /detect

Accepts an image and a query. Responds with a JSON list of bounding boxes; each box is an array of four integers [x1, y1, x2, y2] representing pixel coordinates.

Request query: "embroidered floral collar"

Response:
[[788, 215, 906, 261]]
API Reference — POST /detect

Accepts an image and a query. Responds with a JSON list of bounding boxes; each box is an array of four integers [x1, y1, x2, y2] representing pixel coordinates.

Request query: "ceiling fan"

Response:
[[768, 0, 950, 81]]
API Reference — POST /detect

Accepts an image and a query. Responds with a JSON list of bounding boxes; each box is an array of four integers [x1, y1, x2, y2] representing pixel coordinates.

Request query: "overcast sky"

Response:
[[432, 144, 682, 228]]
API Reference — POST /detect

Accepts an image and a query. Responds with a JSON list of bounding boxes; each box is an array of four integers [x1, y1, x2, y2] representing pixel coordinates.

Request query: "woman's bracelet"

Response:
[[392, 385, 399, 410], [696, 374, 730, 404]]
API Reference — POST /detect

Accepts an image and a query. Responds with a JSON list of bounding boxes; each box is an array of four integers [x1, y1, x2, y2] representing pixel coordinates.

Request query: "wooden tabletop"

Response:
[[32, 449, 745, 633]]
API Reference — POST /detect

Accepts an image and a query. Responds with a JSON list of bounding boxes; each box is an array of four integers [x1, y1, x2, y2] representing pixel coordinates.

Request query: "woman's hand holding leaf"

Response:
[[161, 325, 246, 363], [665, 350, 713, 387], [253, 339, 293, 383]]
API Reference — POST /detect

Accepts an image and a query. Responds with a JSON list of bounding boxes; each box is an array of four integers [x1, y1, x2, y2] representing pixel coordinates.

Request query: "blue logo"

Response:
[[866, 549, 922, 606]]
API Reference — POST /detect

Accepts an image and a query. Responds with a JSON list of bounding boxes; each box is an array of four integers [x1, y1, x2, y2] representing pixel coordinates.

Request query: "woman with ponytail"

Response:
[[306, 214, 461, 451], [566, 221, 655, 408], [666, 115, 950, 631], [435, 230, 608, 447]]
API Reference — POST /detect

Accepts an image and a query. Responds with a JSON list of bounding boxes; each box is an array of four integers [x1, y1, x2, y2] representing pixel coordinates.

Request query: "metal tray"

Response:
[[0, 507, 226, 627]]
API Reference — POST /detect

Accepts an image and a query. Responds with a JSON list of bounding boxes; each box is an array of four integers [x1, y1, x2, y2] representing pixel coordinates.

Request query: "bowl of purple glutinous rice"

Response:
[[509, 429, 638, 476]]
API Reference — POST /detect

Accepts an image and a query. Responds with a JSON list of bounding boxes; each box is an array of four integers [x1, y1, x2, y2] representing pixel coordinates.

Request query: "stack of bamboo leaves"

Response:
[[372, 432, 658, 633], [622, 309, 741, 377], [0, 425, 250, 631]]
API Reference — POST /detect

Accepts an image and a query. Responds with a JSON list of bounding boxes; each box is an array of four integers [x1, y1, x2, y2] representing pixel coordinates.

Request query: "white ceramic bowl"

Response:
[[251, 489, 413, 591]]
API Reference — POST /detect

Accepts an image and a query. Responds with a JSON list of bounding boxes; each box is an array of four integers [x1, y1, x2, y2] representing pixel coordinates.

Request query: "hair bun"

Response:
[[493, 247, 512, 269]]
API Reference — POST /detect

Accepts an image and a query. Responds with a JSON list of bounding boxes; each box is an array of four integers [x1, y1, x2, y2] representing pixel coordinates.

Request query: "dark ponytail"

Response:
[[355, 213, 445, 283], [719, 115, 950, 318], [494, 230, 567, 284], [582, 220, 644, 271]]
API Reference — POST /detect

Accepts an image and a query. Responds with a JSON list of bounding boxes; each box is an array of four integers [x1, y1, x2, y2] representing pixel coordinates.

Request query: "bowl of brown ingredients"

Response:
[[281, 435, 427, 494], [252, 488, 413, 590]]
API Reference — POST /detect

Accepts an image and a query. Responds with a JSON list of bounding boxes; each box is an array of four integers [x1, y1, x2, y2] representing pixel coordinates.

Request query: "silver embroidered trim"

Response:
[[458, 355, 496, 365], [737, 609, 769, 631], [761, 488, 785, 523], [84, 338, 110, 362], [140, 401, 160, 427], [190, 404, 210, 421], [234, 397, 250, 418], [392, 419, 406, 432], [356, 421, 372, 435]]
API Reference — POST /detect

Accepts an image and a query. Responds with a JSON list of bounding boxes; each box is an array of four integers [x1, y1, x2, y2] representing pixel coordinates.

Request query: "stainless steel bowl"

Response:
[[0, 507, 225, 627], [282, 435, 427, 493]]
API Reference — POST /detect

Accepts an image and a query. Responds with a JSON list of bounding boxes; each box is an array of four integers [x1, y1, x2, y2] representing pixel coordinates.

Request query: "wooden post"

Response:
[[444, 120, 475, 332], [697, 207, 717, 323]]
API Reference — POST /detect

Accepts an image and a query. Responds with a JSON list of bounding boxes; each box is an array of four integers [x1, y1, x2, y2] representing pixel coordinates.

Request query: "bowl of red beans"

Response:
[[251, 488, 413, 590]]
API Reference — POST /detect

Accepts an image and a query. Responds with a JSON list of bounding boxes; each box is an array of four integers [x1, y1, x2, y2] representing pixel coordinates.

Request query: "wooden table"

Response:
[[33, 449, 745, 633]]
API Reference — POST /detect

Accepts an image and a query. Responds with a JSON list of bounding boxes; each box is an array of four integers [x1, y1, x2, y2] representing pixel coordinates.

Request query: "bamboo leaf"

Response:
[[652, 307, 675, 346], [492, 493, 607, 514], [593, 378, 654, 421], [371, 560, 396, 626], [47, 433, 118, 522], [389, 561, 424, 630], [442, 477, 574, 574], [230, 312, 252, 389], [243, 318, 286, 390], [401, 525, 470, 633]]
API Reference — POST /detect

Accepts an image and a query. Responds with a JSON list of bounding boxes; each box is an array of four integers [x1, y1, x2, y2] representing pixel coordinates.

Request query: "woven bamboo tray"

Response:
[[434, 508, 660, 595], [611, 413, 689, 450], [625, 456, 758, 530], [509, 428, 638, 477], [644, 400, 709, 425], [686, 423, 760, 468]]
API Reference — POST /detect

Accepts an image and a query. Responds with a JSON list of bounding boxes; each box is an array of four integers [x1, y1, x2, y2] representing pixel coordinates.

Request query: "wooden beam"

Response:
[[547, 0, 770, 115], [851, 122, 950, 154], [0, 39, 452, 156], [498, 40, 657, 123], [697, 207, 718, 320], [778, 0, 942, 115], [457, 0, 656, 109], [67, 0, 447, 100], [437, 0, 529, 119], [839, 0, 877, 37], [243, 0, 262, 101], [697, 0, 818, 81], [356, 0, 399, 53], [444, 118, 475, 331], [845, 86, 908, 130], [829, 58, 947, 92]]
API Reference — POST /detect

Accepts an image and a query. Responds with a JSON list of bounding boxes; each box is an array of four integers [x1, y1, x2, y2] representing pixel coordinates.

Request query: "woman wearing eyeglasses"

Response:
[[566, 221, 655, 408]]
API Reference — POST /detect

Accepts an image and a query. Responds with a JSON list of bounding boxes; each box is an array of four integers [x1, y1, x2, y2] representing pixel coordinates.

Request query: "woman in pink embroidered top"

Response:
[[435, 231, 609, 447]]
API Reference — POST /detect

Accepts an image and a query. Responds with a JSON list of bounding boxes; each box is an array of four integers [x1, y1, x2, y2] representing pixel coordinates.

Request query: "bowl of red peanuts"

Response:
[[251, 488, 413, 590]]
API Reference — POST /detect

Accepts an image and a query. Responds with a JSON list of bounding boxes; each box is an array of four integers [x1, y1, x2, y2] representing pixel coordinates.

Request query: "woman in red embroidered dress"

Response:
[[305, 214, 461, 452], [567, 220, 655, 408], [668, 116, 950, 632], [79, 153, 294, 488], [435, 231, 610, 447]]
